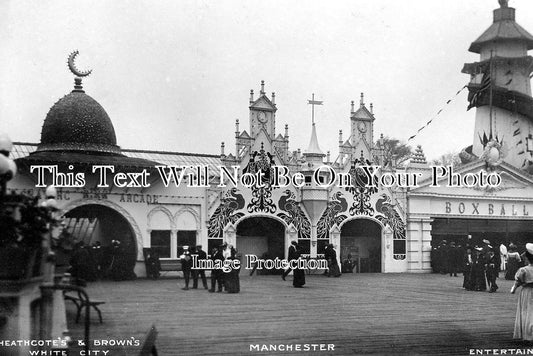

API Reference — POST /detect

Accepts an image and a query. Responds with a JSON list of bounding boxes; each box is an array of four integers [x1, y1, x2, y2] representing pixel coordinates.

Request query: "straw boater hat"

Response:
[[526, 243, 533, 255]]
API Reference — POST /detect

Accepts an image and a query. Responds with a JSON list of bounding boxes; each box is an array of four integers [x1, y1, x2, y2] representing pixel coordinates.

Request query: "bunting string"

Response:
[[407, 85, 468, 142]]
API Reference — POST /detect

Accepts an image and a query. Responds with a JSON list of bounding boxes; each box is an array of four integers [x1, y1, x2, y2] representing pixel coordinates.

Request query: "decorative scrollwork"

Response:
[[375, 194, 406, 240], [244, 146, 277, 214], [317, 191, 348, 239], [393, 254, 406, 260], [345, 156, 378, 216], [207, 188, 245, 237], [277, 190, 311, 239]]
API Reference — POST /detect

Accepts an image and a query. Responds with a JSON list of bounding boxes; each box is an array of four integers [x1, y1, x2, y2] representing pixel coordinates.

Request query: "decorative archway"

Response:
[[233, 216, 287, 272], [337, 217, 384, 273], [64, 198, 143, 259], [62, 199, 141, 280]]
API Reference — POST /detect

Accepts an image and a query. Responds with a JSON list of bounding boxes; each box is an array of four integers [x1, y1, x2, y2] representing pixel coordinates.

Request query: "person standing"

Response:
[[282, 241, 298, 281], [440, 240, 451, 275], [511, 244, 533, 342], [463, 248, 474, 290], [192, 245, 208, 289], [224, 245, 240, 293], [209, 245, 224, 293], [292, 243, 306, 288], [449, 242, 461, 277], [506, 244, 522, 280], [326, 244, 341, 277], [471, 247, 487, 291], [486, 249, 499, 293], [180, 248, 193, 290]]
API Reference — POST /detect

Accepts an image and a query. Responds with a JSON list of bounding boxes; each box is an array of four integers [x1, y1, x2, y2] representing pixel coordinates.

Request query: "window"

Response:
[[177, 230, 197, 256], [298, 239, 310, 255], [150, 230, 171, 258], [317, 240, 329, 255]]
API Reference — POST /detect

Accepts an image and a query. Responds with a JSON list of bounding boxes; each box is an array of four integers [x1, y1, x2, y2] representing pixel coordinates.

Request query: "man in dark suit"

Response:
[[282, 241, 298, 281], [181, 248, 193, 290], [192, 245, 208, 289], [209, 245, 225, 292]]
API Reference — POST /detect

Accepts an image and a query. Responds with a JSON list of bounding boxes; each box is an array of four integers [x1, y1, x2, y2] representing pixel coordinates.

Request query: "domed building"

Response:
[[13, 72, 218, 279], [38, 79, 120, 154]]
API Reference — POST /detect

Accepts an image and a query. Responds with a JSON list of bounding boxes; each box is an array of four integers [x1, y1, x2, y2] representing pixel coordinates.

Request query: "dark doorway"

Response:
[[431, 218, 533, 251], [236, 217, 285, 274], [62, 204, 137, 280], [341, 219, 382, 273]]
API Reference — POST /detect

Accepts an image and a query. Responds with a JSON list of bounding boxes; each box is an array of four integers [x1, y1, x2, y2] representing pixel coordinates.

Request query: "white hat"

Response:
[[526, 243, 533, 255], [483, 239, 490, 245]]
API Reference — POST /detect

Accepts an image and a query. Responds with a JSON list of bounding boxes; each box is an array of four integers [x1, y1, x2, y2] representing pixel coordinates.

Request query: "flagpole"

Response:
[[312, 93, 315, 125], [489, 50, 494, 139]]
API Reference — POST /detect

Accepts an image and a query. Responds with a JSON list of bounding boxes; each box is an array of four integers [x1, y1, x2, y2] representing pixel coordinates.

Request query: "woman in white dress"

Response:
[[511, 243, 533, 341]]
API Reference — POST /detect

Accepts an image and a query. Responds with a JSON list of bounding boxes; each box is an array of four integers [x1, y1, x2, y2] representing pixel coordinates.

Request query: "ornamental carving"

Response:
[[207, 188, 245, 237], [277, 190, 311, 239], [244, 147, 277, 214]]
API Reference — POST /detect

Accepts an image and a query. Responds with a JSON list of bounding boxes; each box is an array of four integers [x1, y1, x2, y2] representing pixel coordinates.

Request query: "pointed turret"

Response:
[[305, 123, 323, 156], [463, 1, 533, 173], [303, 122, 325, 167]]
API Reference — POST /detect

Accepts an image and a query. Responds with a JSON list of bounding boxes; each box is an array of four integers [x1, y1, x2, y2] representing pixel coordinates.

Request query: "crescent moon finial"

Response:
[[67, 50, 92, 77]]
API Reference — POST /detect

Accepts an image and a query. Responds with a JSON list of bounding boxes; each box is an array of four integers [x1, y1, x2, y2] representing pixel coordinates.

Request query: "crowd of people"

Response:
[[68, 239, 136, 282], [432, 237, 525, 293], [179, 244, 241, 293]]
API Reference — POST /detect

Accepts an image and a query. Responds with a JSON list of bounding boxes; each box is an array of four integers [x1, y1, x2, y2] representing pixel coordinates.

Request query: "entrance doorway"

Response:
[[341, 219, 382, 273], [431, 218, 533, 251], [62, 204, 137, 280], [236, 217, 285, 274]]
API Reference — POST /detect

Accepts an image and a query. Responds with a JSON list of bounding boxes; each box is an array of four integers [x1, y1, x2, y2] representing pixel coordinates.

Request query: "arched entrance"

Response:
[[236, 217, 285, 274], [61, 204, 137, 280], [341, 219, 382, 273]]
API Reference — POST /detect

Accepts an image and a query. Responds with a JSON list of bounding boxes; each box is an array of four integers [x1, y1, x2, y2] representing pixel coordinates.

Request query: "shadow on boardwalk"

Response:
[[66, 273, 526, 355]]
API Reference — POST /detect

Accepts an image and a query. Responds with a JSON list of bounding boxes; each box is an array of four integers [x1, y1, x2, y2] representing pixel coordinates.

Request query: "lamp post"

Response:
[[0, 133, 16, 198]]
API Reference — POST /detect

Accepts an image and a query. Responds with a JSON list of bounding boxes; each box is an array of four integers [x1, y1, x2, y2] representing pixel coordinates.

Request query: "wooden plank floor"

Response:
[[66, 273, 525, 355]]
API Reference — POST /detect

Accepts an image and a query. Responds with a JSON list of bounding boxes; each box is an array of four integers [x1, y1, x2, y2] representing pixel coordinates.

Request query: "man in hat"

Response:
[[180, 247, 193, 290], [449, 242, 461, 277], [209, 244, 225, 292], [192, 245, 208, 289]]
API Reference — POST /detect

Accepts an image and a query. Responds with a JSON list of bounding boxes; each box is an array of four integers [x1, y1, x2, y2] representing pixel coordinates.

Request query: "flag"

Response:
[[468, 70, 491, 110], [307, 99, 323, 105]]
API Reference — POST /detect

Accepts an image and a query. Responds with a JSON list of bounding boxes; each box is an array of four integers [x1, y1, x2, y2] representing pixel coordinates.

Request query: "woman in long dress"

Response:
[[224, 245, 240, 293], [293, 244, 306, 288], [506, 245, 522, 280], [471, 248, 487, 291], [511, 246, 533, 341], [462, 248, 473, 290]]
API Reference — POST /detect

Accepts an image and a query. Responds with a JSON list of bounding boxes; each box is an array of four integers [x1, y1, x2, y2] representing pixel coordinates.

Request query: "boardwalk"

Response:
[[67, 273, 524, 355]]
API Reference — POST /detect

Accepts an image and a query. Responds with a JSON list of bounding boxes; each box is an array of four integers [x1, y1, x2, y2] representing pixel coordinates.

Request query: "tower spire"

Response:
[[305, 121, 324, 156]]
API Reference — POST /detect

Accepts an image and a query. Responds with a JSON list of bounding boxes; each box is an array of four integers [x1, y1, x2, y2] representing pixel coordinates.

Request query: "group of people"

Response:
[[462, 239, 501, 292], [180, 244, 240, 293], [176, 241, 345, 291], [69, 239, 135, 282], [432, 237, 528, 294]]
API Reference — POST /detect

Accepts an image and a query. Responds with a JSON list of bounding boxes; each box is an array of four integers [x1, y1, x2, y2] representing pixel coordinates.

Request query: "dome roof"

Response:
[[37, 85, 120, 154]]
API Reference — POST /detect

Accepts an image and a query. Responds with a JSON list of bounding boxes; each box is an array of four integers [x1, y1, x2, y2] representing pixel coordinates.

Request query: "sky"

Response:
[[2, 0, 533, 161]]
